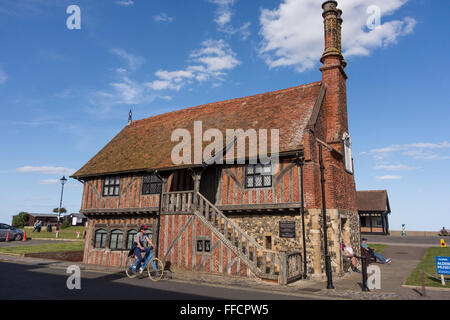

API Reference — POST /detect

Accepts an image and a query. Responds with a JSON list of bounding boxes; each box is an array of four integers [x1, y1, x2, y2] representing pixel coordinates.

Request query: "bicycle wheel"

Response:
[[147, 257, 164, 281], [125, 255, 138, 279]]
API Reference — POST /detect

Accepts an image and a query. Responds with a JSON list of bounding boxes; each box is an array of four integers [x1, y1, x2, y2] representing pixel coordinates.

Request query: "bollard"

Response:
[[420, 270, 426, 297], [359, 255, 370, 292]]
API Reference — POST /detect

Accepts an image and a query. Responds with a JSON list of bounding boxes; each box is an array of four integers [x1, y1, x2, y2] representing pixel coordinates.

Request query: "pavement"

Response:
[[1, 235, 449, 300], [365, 234, 445, 247]]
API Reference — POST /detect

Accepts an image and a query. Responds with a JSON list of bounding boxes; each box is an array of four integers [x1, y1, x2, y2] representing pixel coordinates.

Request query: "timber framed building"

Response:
[[72, 1, 360, 283]]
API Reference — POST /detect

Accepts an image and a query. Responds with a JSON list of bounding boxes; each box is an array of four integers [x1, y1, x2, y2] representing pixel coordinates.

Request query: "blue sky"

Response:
[[0, 0, 448, 231]]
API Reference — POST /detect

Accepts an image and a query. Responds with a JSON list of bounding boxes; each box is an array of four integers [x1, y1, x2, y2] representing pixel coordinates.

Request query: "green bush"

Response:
[[12, 212, 29, 228], [60, 221, 72, 229]]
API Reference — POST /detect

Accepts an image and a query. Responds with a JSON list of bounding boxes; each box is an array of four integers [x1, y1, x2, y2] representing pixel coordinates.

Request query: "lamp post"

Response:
[[58, 176, 67, 223], [153, 171, 163, 259], [319, 144, 334, 289]]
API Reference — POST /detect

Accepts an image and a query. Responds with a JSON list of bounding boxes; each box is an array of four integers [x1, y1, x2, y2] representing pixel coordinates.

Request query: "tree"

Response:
[[12, 212, 29, 228], [52, 207, 67, 214]]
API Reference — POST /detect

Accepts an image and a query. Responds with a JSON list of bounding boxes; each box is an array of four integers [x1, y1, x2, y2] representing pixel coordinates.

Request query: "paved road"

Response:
[[0, 259, 322, 300], [365, 235, 445, 246]]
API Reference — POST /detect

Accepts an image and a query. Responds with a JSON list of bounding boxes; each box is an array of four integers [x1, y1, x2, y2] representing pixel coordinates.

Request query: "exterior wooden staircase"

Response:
[[161, 191, 303, 284]]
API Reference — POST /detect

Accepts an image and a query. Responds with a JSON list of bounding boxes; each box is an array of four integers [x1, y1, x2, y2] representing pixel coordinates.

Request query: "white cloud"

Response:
[[154, 13, 174, 23], [209, 0, 234, 27], [115, 0, 134, 6], [88, 76, 162, 114], [376, 175, 402, 180], [208, 0, 251, 40], [38, 179, 59, 185], [259, 0, 416, 72], [369, 141, 450, 160], [16, 166, 75, 175], [0, 68, 7, 84], [145, 39, 240, 91], [109, 48, 145, 72], [374, 164, 421, 171]]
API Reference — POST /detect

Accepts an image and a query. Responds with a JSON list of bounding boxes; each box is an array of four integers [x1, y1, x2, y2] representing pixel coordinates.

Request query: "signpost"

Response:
[[435, 256, 450, 286]]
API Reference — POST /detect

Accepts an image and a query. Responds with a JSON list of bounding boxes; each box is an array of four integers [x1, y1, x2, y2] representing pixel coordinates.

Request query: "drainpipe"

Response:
[[296, 152, 308, 279], [154, 170, 163, 259], [319, 144, 334, 289]]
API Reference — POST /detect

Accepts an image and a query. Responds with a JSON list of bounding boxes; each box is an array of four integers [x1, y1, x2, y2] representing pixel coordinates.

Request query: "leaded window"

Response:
[[110, 229, 123, 250], [94, 229, 107, 248], [245, 163, 272, 188], [142, 174, 162, 195], [144, 229, 153, 248], [127, 230, 137, 249], [103, 176, 120, 196]]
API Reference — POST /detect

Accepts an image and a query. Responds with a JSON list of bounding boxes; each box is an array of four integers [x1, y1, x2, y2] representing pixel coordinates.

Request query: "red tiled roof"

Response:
[[72, 81, 323, 178]]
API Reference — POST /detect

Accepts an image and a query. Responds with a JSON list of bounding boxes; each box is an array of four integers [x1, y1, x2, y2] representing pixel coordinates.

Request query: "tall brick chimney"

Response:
[[318, 1, 357, 214], [320, 0, 349, 150]]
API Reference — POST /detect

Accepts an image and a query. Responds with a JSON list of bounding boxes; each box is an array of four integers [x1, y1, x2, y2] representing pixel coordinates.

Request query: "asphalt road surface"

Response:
[[365, 235, 445, 246], [0, 260, 319, 300]]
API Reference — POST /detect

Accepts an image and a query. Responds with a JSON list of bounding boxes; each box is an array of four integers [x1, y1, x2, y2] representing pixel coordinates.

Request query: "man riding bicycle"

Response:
[[131, 225, 155, 272]]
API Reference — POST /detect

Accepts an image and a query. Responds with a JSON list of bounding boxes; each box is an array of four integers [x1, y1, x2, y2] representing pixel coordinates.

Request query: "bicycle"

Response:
[[125, 247, 164, 281]]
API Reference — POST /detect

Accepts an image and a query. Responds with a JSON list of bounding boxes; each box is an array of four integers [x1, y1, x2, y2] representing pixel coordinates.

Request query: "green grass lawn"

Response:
[[405, 247, 450, 288], [0, 242, 85, 255], [368, 244, 388, 253], [24, 226, 86, 240]]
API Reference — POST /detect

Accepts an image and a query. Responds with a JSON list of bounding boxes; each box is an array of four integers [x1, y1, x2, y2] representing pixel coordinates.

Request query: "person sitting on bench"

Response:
[[361, 238, 391, 264], [342, 241, 360, 273], [439, 227, 448, 236]]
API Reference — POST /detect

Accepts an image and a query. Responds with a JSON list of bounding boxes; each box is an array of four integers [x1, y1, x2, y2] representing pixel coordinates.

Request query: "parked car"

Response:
[[0, 223, 25, 241]]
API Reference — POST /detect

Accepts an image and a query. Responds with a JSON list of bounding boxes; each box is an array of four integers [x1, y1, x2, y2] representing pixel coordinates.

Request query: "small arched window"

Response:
[[94, 229, 107, 248], [127, 230, 137, 250], [110, 229, 123, 250], [144, 229, 153, 248]]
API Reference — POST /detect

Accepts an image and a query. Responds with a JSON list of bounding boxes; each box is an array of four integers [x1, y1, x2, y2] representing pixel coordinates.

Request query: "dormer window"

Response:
[[103, 176, 120, 196], [245, 163, 272, 188]]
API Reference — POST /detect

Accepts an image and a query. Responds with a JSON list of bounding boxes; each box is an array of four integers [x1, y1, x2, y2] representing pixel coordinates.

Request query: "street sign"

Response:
[[435, 256, 450, 275]]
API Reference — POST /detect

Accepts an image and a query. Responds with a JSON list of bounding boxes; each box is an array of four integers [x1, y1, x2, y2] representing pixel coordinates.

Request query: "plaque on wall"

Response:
[[279, 221, 296, 238]]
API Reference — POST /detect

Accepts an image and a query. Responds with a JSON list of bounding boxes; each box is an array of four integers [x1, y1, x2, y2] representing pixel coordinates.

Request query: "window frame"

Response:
[[144, 229, 153, 248], [110, 229, 124, 250], [102, 176, 120, 197], [142, 174, 162, 195], [127, 229, 138, 250], [244, 163, 272, 189], [94, 229, 107, 248]]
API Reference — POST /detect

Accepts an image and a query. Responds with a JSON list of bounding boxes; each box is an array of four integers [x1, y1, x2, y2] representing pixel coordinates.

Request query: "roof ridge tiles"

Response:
[[131, 81, 322, 127]]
